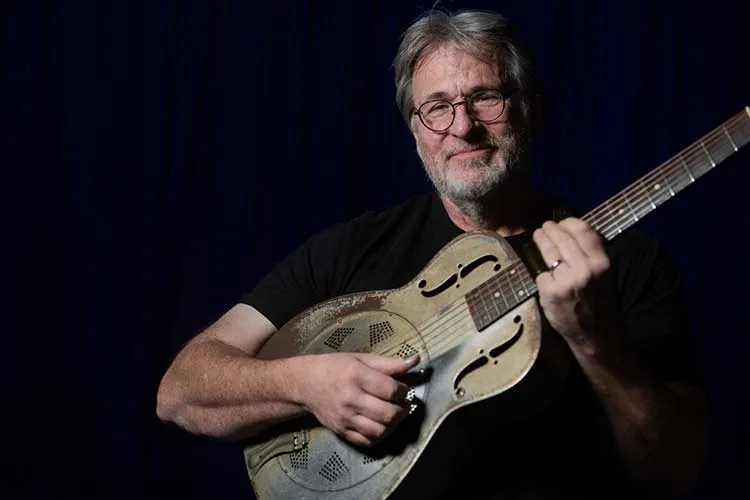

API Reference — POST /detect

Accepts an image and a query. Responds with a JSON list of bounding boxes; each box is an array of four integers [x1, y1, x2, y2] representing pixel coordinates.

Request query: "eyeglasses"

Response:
[[412, 89, 512, 132]]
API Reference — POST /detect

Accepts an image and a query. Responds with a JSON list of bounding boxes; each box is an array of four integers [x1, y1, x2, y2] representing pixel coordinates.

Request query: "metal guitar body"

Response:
[[245, 232, 542, 499]]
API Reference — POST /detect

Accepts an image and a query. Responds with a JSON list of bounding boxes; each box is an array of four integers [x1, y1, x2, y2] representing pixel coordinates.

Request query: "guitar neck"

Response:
[[583, 107, 750, 241], [467, 108, 750, 332]]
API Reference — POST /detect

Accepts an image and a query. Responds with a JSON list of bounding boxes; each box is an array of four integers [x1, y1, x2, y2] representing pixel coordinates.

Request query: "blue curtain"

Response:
[[3, 0, 748, 498]]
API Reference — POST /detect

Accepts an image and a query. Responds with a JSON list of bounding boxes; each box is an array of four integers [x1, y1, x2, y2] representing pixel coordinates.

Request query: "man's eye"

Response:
[[473, 92, 502, 105], [426, 102, 451, 116]]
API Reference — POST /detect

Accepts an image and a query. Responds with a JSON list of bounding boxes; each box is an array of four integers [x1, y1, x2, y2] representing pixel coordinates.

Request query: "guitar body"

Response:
[[245, 232, 542, 499]]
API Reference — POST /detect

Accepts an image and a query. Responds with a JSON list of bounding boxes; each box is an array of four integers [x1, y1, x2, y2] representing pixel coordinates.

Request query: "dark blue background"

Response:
[[2, 1, 748, 498]]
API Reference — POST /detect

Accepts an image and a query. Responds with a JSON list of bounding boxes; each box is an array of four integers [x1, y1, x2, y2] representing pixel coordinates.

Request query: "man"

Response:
[[157, 10, 707, 499]]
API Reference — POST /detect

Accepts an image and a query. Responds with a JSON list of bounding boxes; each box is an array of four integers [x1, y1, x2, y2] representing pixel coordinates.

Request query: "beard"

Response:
[[416, 130, 529, 207]]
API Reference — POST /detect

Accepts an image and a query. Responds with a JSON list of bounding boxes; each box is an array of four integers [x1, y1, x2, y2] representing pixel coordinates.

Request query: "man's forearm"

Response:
[[156, 338, 307, 440], [568, 333, 708, 496]]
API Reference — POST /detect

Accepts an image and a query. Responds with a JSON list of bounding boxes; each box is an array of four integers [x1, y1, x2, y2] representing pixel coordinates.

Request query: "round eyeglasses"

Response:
[[412, 89, 511, 132]]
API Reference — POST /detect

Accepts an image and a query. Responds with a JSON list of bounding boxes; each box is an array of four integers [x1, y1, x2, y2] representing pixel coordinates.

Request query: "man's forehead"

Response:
[[412, 44, 504, 100]]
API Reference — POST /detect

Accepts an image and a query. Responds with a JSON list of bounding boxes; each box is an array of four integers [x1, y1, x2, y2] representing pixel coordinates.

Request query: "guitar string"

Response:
[[587, 112, 747, 237], [380, 254, 538, 358], [594, 111, 747, 219], [586, 112, 749, 237], [587, 111, 748, 228], [375, 261, 534, 359], [368, 111, 748, 359], [410, 265, 539, 359], [589, 118, 748, 237], [374, 295, 472, 357], [369, 245, 538, 359]]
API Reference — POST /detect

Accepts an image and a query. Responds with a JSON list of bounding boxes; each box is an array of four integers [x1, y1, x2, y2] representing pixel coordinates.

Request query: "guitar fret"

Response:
[[700, 141, 716, 167], [468, 289, 485, 330], [518, 270, 531, 298], [482, 285, 493, 318], [657, 167, 675, 197], [484, 284, 496, 326], [647, 174, 673, 207], [505, 267, 520, 301], [510, 265, 526, 302], [678, 153, 696, 183], [493, 282, 510, 310], [507, 267, 519, 303], [622, 191, 640, 222], [501, 278, 512, 309], [722, 125, 739, 151], [479, 293, 492, 330], [640, 179, 657, 210], [605, 200, 624, 236], [486, 284, 502, 322], [477, 282, 490, 322]]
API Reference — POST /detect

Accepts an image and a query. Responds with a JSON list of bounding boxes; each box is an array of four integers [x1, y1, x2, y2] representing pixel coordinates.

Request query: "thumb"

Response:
[[355, 353, 420, 375]]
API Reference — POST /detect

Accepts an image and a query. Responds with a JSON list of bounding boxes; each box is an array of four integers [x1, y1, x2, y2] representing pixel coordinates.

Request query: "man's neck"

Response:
[[440, 187, 547, 236]]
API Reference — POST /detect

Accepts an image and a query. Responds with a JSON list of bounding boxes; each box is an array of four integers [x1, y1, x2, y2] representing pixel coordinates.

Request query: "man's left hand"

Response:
[[532, 218, 613, 346]]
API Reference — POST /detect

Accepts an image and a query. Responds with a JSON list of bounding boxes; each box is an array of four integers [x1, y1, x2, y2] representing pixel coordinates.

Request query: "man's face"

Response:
[[411, 45, 524, 203]]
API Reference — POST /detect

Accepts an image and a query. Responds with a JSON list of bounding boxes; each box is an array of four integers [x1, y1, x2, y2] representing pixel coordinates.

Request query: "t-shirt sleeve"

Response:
[[611, 230, 703, 385], [240, 224, 349, 330]]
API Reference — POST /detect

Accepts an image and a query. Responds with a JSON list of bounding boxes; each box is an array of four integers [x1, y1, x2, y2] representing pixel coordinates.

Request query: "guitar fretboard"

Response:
[[467, 108, 750, 331]]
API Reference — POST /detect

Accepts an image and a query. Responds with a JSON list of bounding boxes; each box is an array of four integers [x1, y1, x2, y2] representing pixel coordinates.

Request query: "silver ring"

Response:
[[549, 259, 563, 271]]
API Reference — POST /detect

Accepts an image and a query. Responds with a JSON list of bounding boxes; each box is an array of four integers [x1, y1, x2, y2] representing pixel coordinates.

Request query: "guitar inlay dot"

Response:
[[518, 291, 525, 296], [619, 208, 624, 214], [654, 184, 661, 190], [510, 269, 516, 275], [494, 291, 500, 298]]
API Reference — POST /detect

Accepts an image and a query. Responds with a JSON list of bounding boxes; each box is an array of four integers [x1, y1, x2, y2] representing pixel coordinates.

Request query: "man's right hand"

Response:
[[291, 353, 420, 447]]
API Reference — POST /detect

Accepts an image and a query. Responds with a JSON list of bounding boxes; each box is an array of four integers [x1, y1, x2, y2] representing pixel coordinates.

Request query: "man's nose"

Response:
[[448, 102, 477, 137]]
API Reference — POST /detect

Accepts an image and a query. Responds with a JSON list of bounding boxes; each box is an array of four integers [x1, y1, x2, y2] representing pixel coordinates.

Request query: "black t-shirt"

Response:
[[242, 192, 699, 499]]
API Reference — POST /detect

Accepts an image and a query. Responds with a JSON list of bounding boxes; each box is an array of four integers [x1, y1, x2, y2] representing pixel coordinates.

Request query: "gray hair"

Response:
[[393, 10, 542, 135]]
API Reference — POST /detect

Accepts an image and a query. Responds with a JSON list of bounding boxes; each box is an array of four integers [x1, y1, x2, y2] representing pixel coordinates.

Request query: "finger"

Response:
[[541, 220, 588, 269], [355, 353, 420, 376], [557, 218, 610, 275], [533, 225, 564, 268], [558, 218, 606, 257], [359, 371, 410, 402], [354, 394, 408, 425], [349, 414, 389, 441], [341, 429, 374, 448]]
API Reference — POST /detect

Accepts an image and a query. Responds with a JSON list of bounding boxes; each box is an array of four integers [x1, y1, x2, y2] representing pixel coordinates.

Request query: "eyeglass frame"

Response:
[[411, 89, 515, 133]]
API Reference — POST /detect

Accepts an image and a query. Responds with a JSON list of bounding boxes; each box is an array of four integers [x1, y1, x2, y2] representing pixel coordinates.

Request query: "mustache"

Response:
[[445, 144, 494, 157], [444, 134, 517, 159]]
